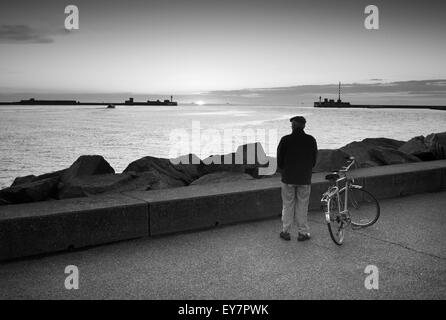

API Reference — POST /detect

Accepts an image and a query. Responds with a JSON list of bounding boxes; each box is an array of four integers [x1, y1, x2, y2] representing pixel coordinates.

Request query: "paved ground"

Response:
[[0, 191, 445, 299]]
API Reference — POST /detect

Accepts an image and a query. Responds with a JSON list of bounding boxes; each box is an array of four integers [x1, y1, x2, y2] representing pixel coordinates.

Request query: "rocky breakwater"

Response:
[[311, 132, 446, 173], [0, 143, 269, 205], [0, 132, 445, 206]]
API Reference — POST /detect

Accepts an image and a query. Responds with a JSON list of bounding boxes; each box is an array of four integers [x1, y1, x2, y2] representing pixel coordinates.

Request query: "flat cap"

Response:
[[290, 116, 306, 123]]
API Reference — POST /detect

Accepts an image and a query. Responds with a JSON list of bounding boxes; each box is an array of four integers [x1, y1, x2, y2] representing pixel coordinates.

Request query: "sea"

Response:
[[0, 103, 445, 189]]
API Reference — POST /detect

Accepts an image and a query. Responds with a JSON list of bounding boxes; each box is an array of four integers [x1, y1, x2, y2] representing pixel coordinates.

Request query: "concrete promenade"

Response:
[[0, 190, 445, 299]]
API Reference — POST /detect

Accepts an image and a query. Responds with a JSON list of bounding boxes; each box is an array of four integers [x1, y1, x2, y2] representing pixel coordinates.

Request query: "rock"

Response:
[[58, 173, 135, 199], [120, 171, 186, 191], [169, 153, 205, 180], [0, 197, 11, 205], [398, 136, 428, 154], [397, 132, 446, 161], [369, 147, 422, 165], [123, 156, 195, 184], [361, 138, 405, 149], [11, 175, 37, 187], [59, 155, 193, 199], [108, 170, 187, 192], [362, 160, 381, 168], [340, 138, 406, 167], [398, 136, 435, 161], [11, 169, 66, 187], [61, 155, 115, 184], [190, 172, 254, 185], [313, 149, 351, 173], [340, 141, 380, 167], [3, 153, 189, 202], [0, 177, 59, 204], [201, 142, 269, 177], [57, 155, 115, 199], [425, 132, 446, 160], [137, 171, 187, 190]]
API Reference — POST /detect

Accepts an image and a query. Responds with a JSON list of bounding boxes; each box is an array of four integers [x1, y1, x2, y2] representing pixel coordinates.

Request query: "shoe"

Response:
[[297, 233, 311, 242], [280, 231, 291, 241]]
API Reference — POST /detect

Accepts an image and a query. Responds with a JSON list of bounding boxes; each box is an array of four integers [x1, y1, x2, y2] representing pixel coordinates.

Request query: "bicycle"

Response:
[[321, 156, 380, 245]]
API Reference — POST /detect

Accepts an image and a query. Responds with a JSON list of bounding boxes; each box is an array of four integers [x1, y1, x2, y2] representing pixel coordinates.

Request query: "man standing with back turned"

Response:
[[277, 116, 318, 242]]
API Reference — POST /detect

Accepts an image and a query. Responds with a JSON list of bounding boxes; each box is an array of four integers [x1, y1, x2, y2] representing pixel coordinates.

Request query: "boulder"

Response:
[[369, 147, 422, 165], [58, 173, 135, 199], [0, 177, 59, 204], [361, 138, 405, 149], [58, 168, 189, 199], [11, 169, 66, 187], [0, 197, 11, 206], [169, 153, 206, 180], [340, 138, 406, 167], [425, 132, 446, 160], [190, 172, 254, 185], [56, 155, 116, 199], [313, 149, 351, 173], [61, 155, 115, 184], [113, 171, 187, 192], [398, 136, 435, 161], [131, 171, 187, 190], [340, 141, 380, 167], [11, 175, 37, 187], [123, 156, 195, 184], [201, 142, 269, 177]]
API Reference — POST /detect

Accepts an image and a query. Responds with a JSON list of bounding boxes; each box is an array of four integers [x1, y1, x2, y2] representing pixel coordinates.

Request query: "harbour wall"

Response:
[[1, 160, 446, 261]]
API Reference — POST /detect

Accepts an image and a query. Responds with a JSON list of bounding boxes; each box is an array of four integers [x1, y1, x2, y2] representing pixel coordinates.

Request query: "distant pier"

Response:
[[0, 96, 178, 106], [314, 103, 446, 111], [314, 82, 446, 111]]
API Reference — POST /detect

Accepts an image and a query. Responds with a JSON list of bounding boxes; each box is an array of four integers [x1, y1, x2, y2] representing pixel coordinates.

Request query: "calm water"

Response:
[[0, 104, 445, 188]]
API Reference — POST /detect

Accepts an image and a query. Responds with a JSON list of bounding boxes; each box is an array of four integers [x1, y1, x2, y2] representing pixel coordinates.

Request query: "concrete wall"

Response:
[[0, 194, 148, 260], [350, 161, 446, 199], [1, 160, 445, 261]]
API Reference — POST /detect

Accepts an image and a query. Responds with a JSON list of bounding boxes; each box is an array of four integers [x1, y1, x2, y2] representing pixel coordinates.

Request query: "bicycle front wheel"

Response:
[[326, 195, 346, 245], [342, 187, 380, 228]]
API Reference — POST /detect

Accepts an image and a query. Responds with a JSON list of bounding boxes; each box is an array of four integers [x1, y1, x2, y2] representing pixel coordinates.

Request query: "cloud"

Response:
[[0, 25, 54, 44], [205, 80, 446, 101]]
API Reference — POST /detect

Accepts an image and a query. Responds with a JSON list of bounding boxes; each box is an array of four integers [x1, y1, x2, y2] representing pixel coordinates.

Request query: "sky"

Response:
[[0, 0, 445, 97]]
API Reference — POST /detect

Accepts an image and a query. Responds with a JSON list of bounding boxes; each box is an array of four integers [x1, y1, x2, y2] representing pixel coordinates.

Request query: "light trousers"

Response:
[[281, 183, 311, 234]]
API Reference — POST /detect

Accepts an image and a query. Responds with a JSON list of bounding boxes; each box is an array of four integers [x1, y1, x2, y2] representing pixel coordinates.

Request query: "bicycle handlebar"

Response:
[[339, 157, 356, 174]]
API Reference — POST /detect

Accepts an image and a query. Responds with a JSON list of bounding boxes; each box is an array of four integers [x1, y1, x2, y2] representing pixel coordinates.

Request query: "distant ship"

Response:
[[314, 82, 351, 108]]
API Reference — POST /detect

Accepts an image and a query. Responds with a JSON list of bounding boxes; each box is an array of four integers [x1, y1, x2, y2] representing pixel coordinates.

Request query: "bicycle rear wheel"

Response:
[[326, 195, 346, 245], [342, 187, 380, 228]]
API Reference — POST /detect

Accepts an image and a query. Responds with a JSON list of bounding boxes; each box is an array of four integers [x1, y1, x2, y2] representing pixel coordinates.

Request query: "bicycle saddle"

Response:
[[325, 173, 340, 181]]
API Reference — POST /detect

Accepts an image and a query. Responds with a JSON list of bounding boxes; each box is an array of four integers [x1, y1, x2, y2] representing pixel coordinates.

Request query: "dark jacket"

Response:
[[277, 129, 318, 185]]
